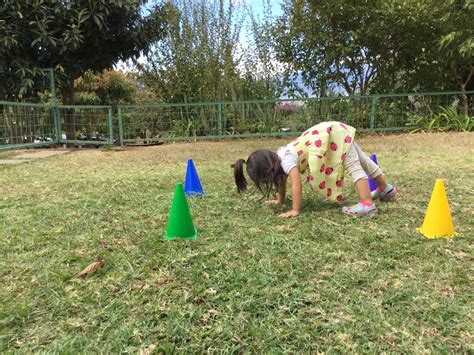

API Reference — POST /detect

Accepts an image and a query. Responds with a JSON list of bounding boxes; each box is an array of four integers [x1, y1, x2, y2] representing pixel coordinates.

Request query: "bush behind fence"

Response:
[[1, 91, 472, 151]]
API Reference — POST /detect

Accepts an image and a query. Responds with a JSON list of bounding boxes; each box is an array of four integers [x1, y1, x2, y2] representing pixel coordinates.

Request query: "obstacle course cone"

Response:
[[184, 159, 204, 196], [164, 183, 197, 240], [417, 179, 456, 239], [368, 154, 378, 192]]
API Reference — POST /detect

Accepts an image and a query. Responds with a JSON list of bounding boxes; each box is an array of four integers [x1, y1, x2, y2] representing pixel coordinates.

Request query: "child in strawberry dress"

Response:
[[232, 121, 396, 217]]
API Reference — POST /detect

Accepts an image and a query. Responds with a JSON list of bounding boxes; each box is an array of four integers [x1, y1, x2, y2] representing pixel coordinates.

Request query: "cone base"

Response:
[[368, 178, 378, 192], [416, 227, 456, 239], [164, 228, 198, 241], [185, 191, 204, 197]]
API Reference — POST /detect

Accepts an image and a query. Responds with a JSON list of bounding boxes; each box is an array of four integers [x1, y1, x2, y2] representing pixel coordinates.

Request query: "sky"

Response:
[[246, 0, 283, 16], [237, 0, 283, 52]]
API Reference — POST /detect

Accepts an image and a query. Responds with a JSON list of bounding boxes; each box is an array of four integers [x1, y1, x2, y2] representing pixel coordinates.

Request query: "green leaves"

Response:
[[273, 0, 473, 96], [141, 0, 258, 104], [0, 0, 169, 102], [274, 0, 385, 96], [407, 105, 473, 132]]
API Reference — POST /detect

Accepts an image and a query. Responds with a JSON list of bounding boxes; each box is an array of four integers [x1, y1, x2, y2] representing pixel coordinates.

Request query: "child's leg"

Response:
[[350, 142, 396, 200], [354, 178, 372, 202], [342, 143, 379, 214], [349, 142, 387, 188], [343, 142, 374, 203]]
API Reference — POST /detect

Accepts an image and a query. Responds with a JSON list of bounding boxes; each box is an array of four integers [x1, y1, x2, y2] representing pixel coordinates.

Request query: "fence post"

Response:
[[54, 107, 61, 144], [370, 95, 379, 130], [117, 106, 124, 146], [108, 106, 114, 145], [217, 103, 222, 137], [46, 68, 61, 143]]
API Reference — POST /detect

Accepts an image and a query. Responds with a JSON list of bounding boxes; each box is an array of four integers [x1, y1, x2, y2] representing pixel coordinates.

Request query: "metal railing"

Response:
[[0, 102, 113, 151], [117, 91, 473, 143], [1, 91, 472, 151]]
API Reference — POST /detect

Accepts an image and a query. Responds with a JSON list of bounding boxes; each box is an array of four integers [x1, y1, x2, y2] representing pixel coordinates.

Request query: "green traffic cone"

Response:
[[164, 183, 197, 240]]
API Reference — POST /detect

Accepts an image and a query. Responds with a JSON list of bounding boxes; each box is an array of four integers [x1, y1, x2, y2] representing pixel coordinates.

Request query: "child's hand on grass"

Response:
[[278, 210, 299, 218], [264, 199, 282, 205]]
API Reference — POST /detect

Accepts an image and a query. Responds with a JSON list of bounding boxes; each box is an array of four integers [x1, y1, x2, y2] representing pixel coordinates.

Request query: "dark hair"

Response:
[[232, 149, 285, 197]]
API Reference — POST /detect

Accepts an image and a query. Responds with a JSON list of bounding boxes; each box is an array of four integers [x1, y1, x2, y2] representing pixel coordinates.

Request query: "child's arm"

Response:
[[279, 167, 302, 218], [277, 175, 287, 203], [264, 175, 288, 205]]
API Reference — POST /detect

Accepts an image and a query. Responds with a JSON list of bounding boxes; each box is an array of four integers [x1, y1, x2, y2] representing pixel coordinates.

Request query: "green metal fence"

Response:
[[0, 102, 114, 151], [1, 91, 472, 151], [118, 91, 473, 143], [1, 67, 114, 151], [0, 101, 56, 151], [57, 105, 114, 146]]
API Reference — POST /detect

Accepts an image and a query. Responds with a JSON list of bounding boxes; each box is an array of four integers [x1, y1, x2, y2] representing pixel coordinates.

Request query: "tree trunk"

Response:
[[463, 66, 473, 117], [457, 65, 473, 117], [461, 85, 468, 117], [0, 86, 6, 101]]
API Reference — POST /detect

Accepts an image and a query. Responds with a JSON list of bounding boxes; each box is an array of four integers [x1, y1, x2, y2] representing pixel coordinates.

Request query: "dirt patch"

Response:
[[0, 149, 70, 165], [0, 159, 26, 165]]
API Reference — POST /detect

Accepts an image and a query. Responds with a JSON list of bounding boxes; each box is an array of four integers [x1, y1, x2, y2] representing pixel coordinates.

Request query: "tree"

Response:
[[0, 0, 169, 137], [369, 0, 472, 113], [437, 0, 474, 115], [274, 0, 386, 96], [365, 0, 448, 93], [75, 69, 159, 106], [245, 0, 283, 99], [0, 2, 45, 100], [142, 0, 283, 103], [139, 0, 246, 103], [273, 0, 472, 98]]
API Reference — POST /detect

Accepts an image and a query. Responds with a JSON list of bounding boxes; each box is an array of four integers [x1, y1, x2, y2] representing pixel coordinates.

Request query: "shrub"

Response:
[[407, 106, 473, 132]]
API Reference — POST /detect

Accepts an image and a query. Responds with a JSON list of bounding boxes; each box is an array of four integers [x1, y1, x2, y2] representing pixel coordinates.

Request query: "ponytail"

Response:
[[232, 159, 247, 193]]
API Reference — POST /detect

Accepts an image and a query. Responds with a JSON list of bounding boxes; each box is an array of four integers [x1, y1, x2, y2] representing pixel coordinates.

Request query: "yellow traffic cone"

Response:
[[417, 179, 456, 238]]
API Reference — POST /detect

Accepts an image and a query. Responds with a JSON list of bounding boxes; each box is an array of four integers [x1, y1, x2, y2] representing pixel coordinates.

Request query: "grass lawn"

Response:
[[0, 132, 473, 353]]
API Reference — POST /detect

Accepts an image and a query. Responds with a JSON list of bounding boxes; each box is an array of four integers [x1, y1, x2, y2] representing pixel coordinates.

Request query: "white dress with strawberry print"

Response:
[[282, 121, 355, 202]]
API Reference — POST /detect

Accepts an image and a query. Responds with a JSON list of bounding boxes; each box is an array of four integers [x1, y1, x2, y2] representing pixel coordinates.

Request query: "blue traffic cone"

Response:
[[184, 159, 204, 196], [368, 154, 378, 192]]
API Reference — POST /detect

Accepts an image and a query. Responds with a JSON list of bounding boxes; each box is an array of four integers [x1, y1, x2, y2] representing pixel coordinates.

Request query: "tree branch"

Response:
[[340, 72, 352, 95], [462, 64, 474, 87]]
